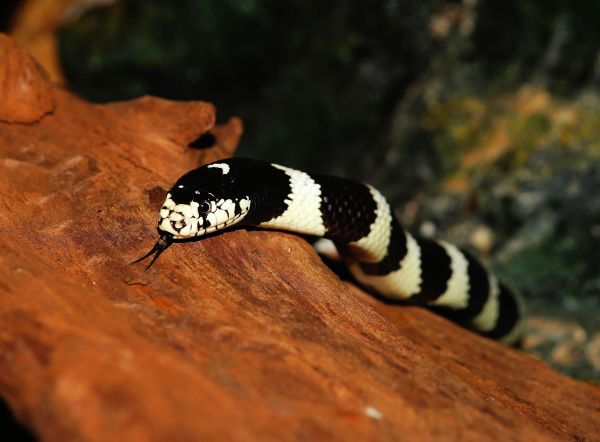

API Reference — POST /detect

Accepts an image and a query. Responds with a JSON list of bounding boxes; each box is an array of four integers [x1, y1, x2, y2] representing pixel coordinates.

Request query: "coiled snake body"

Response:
[[137, 157, 522, 343]]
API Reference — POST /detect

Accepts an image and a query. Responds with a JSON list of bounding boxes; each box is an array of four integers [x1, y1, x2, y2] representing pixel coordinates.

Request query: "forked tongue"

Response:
[[132, 235, 172, 271]]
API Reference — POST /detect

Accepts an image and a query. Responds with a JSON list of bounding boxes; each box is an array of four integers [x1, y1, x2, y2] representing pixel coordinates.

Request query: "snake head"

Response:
[[157, 161, 251, 239]]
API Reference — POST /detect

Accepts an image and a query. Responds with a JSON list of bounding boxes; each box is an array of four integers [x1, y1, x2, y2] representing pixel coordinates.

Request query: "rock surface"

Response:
[[0, 34, 599, 442]]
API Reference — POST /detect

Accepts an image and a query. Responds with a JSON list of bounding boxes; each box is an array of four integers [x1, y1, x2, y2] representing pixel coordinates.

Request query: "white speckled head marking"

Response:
[[207, 163, 230, 175], [158, 194, 250, 239]]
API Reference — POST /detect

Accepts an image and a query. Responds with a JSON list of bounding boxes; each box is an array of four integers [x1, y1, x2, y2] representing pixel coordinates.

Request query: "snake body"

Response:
[[140, 157, 522, 343]]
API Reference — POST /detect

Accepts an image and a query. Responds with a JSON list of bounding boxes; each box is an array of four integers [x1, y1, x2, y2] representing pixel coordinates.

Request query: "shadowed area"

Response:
[[0, 397, 37, 442]]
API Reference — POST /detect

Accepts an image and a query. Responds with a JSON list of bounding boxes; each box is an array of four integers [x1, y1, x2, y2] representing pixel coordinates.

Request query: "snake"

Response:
[[135, 157, 523, 344]]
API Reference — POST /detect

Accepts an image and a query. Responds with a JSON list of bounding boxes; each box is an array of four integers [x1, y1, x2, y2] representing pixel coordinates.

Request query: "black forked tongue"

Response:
[[132, 235, 173, 271]]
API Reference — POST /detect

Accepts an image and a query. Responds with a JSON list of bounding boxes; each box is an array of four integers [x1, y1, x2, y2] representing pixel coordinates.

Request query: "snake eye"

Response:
[[199, 201, 211, 215]]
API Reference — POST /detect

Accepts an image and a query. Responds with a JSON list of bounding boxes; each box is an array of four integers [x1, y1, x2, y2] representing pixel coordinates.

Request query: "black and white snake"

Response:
[[136, 157, 523, 343]]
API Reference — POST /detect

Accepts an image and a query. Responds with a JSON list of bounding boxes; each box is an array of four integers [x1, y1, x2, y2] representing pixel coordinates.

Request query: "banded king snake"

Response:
[[136, 157, 523, 343]]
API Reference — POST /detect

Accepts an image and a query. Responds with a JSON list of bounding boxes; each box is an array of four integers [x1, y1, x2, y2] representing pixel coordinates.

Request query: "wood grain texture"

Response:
[[0, 34, 599, 442]]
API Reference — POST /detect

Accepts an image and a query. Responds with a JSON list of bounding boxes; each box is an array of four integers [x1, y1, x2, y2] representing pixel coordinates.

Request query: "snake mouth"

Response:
[[157, 196, 250, 239]]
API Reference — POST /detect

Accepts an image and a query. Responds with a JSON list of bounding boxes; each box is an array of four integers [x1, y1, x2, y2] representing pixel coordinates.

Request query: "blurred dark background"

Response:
[[4, 0, 600, 381]]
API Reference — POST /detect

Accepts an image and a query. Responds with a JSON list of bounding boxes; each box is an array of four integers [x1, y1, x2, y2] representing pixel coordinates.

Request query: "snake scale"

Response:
[[136, 157, 523, 343]]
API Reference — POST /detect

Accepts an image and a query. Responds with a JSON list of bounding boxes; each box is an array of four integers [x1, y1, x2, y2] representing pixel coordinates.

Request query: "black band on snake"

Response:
[[136, 157, 523, 344]]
